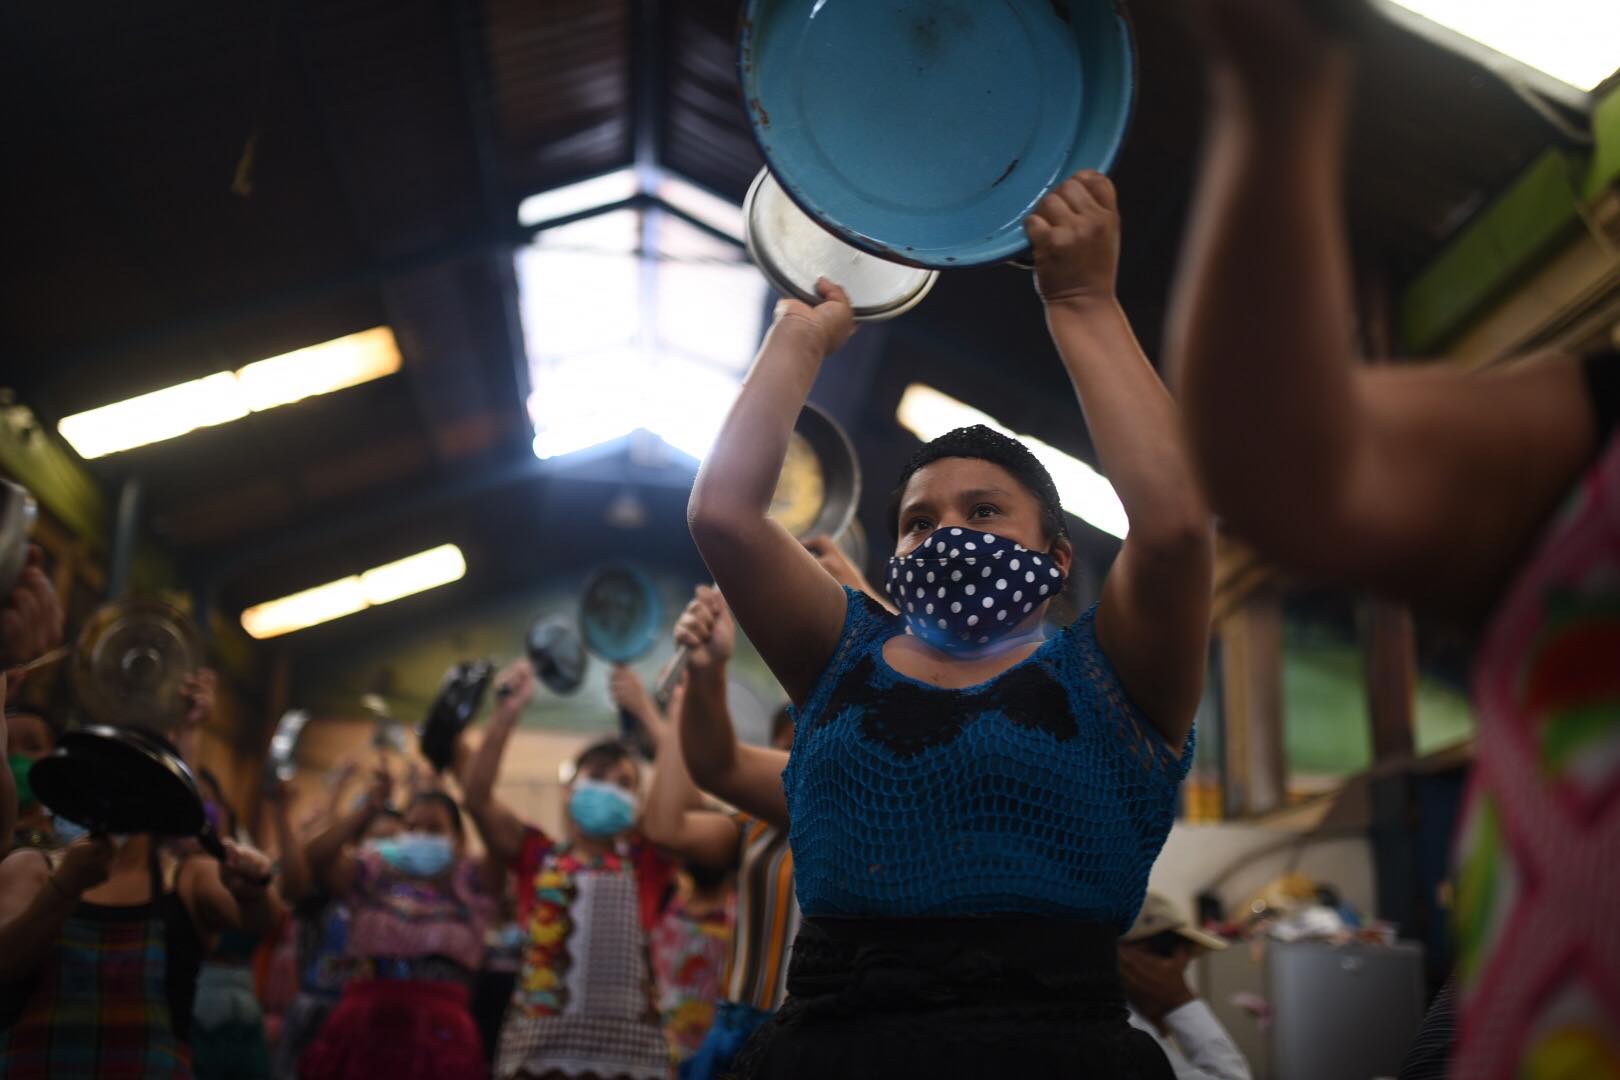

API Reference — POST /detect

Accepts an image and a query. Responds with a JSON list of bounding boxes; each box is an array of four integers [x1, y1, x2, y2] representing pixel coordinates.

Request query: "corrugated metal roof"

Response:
[[0, 0, 1591, 620], [484, 0, 633, 199]]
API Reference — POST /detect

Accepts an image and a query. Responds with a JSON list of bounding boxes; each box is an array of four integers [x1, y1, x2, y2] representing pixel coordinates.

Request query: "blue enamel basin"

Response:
[[578, 564, 663, 664], [740, 0, 1136, 269]]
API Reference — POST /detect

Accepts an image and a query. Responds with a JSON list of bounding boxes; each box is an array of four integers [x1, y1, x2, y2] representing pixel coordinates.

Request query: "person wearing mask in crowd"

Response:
[[300, 767, 497, 1079], [650, 860, 735, 1072], [1167, 2, 1620, 1074], [267, 764, 403, 1080], [6, 707, 63, 852], [257, 777, 302, 1068], [639, 589, 801, 1080], [1, 546, 64, 855], [1119, 894, 1250, 1080], [191, 768, 275, 1080], [2, 663, 217, 853], [463, 659, 673, 1080], [0, 725, 282, 1079], [687, 168, 1212, 1077]]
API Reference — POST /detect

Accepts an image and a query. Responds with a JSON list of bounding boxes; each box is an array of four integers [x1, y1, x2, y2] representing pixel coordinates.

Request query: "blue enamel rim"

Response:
[[578, 563, 663, 663], [737, 0, 1137, 270]]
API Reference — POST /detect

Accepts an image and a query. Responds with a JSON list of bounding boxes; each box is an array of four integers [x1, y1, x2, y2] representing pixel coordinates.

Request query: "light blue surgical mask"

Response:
[[373, 832, 454, 878], [52, 815, 89, 846], [568, 779, 637, 839]]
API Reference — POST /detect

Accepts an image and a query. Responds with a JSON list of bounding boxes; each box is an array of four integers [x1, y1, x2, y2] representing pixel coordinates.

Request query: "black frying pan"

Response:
[[30, 725, 228, 860], [526, 617, 588, 696], [418, 660, 494, 774]]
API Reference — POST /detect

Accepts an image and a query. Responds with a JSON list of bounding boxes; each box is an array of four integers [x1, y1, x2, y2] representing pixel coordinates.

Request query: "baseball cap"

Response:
[[1122, 893, 1229, 951]]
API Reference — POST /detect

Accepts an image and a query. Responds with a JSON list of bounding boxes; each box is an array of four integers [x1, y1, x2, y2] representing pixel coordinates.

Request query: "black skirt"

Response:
[[727, 916, 1174, 1080]]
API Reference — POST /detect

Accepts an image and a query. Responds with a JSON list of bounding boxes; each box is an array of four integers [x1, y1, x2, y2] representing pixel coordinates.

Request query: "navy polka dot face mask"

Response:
[[884, 528, 1066, 652]]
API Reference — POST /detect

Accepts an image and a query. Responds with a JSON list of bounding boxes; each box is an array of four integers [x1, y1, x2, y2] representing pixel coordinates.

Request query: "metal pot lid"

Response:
[[71, 598, 202, 732], [739, 0, 1135, 268], [770, 402, 861, 542], [0, 479, 37, 598], [266, 710, 312, 784], [744, 167, 937, 322]]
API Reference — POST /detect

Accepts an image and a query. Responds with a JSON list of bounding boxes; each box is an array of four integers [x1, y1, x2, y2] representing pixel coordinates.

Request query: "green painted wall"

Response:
[[1282, 643, 1474, 776], [289, 568, 786, 745], [1401, 84, 1620, 354], [0, 408, 107, 546]]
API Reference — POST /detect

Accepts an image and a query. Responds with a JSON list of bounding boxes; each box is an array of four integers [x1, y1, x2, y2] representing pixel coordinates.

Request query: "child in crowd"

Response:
[[463, 661, 673, 1080], [301, 771, 497, 1079], [265, 764, 403, 1080]]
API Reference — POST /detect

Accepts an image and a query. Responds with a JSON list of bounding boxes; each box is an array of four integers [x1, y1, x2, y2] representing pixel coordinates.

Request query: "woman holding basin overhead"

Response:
[[687, 171, 1213, 1077]]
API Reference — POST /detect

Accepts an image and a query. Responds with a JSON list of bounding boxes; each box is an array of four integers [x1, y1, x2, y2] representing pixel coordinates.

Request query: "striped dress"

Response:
[[725, 814, 800, 1012]]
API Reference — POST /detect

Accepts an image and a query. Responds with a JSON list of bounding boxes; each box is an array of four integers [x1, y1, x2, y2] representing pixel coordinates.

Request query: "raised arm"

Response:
[[1028, 173, 1214, 745], [676, 588, 791, 829], [644, 685, 741, 869], [305, 757, 361, 841], [688, 285, 857, 705], [802, 536, 896, 614], [181, 839, 283, 938], [642, 595, 756, 868], [1, 548, 64, 852], [461, 660, 536, 868], [0, 839, 115, 982], [609, 664, 669, 747], [1167, 0, 1596, 618], [265, 778, 312, 904], [305, 766, 389, 897], [174, 668, 218, 770]]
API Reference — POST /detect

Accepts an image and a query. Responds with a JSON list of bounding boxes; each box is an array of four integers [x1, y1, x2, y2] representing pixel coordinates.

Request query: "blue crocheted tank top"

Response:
[[784, 588, 1193, 928]]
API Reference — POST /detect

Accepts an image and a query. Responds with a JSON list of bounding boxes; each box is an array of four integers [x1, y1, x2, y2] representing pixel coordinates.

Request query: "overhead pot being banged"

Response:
[[71, 598, 203, 733], [31, 725, 231, 860], [744, 167, 937, 322], [739, 0, 1136, 270]]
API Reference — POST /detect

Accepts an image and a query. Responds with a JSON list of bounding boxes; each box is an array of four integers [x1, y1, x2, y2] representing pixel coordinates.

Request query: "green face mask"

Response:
[[7, 754, 35, 809]]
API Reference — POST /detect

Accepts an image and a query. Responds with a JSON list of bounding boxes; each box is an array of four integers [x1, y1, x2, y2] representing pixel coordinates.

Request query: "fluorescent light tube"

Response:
[[58, 327, 402, 460], [241, 544, 465, 639]]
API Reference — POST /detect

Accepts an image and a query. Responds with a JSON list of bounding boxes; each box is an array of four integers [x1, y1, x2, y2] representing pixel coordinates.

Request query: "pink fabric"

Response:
[[344, 853, 493, 974], [650, 891, 735, 1063], [1456, 435, 1620, 1078], [299, 979, 483, 1080]]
